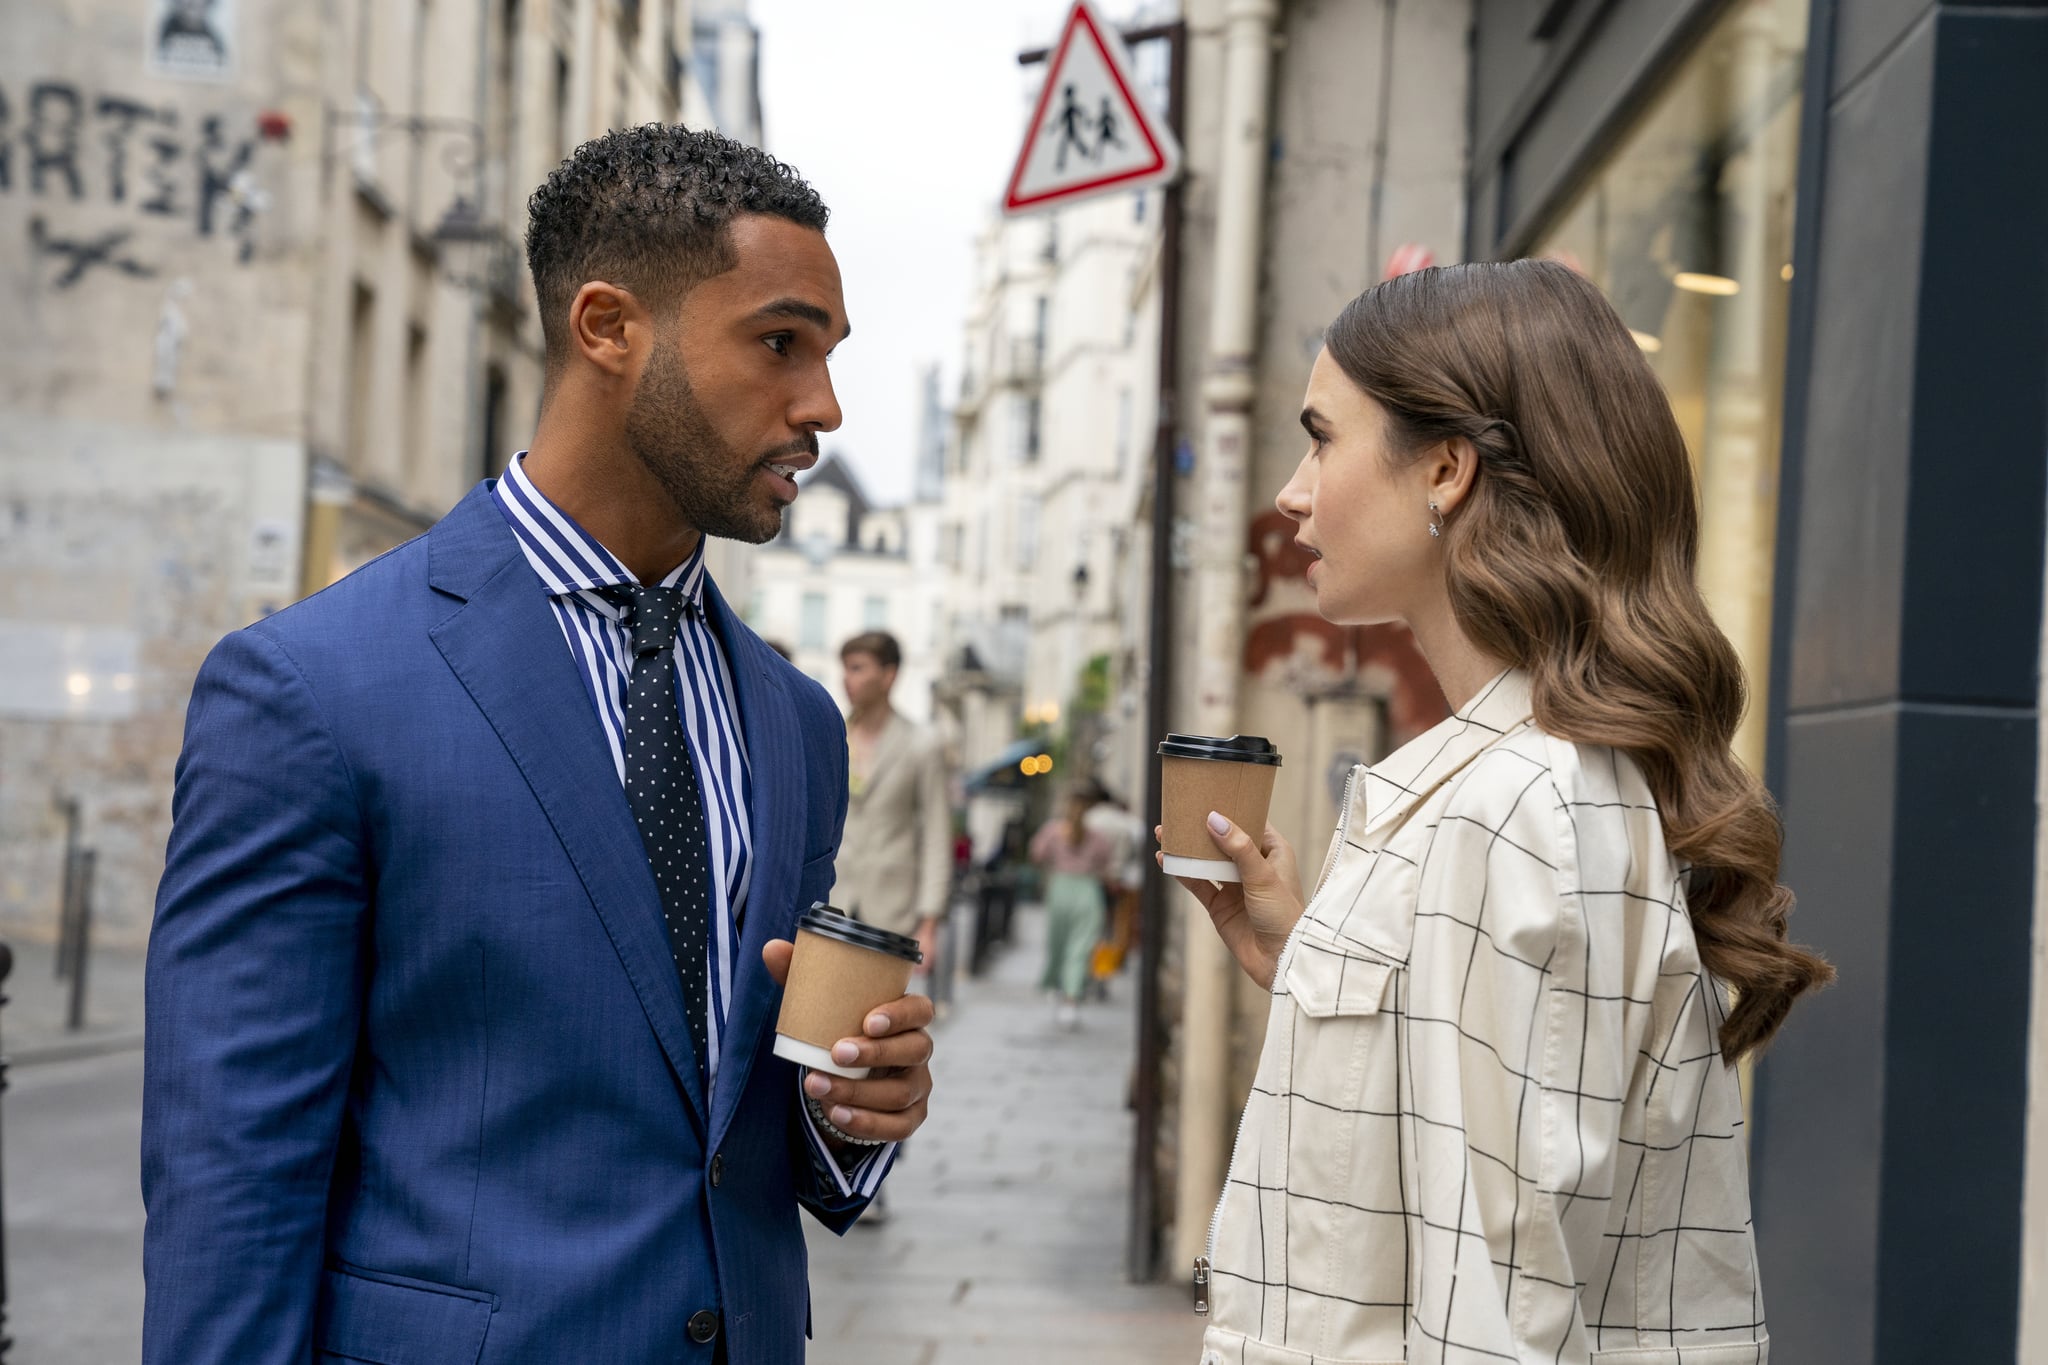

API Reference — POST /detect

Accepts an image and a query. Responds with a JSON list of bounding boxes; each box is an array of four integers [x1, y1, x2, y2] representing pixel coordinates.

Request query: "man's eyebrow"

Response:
[[746, 297, 852, 343]]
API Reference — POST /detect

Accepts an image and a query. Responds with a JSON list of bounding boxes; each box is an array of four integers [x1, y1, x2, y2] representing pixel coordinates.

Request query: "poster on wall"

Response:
[[147, 0, 236, 81]]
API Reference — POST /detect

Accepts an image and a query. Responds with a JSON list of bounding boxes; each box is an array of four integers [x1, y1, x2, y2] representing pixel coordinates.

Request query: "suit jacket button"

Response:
[[709, 1153, 725, 1187], [688, 1309, 720, 1344]]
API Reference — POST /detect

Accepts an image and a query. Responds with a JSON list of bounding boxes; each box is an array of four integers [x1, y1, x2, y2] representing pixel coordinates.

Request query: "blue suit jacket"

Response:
[[142, 484, 864, 1364]]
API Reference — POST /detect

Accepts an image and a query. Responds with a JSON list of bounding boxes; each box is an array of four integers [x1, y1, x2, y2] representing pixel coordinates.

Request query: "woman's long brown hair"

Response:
[[1325, 258, 1833, 1061]]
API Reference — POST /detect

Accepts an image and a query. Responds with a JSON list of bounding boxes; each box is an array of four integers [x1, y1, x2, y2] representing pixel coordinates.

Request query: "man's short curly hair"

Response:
[[525, 124, 828, 374]]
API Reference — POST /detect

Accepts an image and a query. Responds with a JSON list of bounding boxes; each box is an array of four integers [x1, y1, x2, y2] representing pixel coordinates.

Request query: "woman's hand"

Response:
[[1157, 813, 1305, 990]]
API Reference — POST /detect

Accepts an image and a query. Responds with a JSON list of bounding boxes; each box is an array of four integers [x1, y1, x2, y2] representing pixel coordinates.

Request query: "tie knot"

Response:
[[600, 584, 689, 656]]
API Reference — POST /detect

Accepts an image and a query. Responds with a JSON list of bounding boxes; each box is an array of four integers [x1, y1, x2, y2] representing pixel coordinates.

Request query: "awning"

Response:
[[962, 738, 1049, 795]]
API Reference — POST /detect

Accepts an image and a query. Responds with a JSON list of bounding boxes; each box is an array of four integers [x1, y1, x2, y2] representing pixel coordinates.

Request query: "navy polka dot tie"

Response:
[[600, 583, 713, 1084]]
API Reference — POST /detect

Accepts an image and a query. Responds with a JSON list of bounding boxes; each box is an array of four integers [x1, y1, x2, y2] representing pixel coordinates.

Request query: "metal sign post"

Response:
[[1019, 10, 1185, 1285]]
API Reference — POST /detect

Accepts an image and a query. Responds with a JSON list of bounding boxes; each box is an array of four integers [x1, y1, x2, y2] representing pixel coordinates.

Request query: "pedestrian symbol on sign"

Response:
[[1048, 84, 1133, 174], [1003, 0, 1181, 215], [1052, 86, 1089, 172]]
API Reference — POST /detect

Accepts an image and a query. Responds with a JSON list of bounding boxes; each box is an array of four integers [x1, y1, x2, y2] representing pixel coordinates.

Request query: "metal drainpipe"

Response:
[[1171, 0, 1280, 1275]]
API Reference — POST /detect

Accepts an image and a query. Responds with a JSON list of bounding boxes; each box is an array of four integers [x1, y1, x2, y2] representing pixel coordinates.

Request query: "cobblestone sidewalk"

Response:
[[805, 904, 1203, 1365]]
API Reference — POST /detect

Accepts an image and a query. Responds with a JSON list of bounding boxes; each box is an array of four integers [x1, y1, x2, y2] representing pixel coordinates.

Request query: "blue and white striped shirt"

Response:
[[493, 455, 888, 1197]]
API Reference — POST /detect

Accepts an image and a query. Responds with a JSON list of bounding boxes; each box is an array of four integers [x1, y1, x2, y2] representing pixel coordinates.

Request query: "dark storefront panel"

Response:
[[1471, 0, 2048, 1358], [1758, 5, 2048, 1362]]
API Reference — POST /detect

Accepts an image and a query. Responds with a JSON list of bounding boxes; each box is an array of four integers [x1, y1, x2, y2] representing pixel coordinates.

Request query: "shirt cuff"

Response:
[[797, 1071, 898, 1200]]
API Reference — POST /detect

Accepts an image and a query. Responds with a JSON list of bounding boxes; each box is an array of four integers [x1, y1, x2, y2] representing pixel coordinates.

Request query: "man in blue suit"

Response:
[[142, 125, 934, 1364]]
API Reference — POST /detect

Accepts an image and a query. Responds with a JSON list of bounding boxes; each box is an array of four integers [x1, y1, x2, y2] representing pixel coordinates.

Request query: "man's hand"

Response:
[[1157, 813, 1305, 990], [763, 940, 934, 1144]]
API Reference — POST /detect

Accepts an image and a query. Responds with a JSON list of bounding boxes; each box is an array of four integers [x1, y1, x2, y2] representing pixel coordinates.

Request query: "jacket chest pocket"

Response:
[[1277, 924, 1402, 1126], [1272, 924, 1413, 1360], [1285, 929, 1397, 1019]]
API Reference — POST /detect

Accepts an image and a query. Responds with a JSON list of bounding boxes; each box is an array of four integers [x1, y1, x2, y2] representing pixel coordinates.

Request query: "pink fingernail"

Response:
[[1207, 811, 1230, 835], [865, 1013, 890, 1036], [832, 1041, 860, 1065]]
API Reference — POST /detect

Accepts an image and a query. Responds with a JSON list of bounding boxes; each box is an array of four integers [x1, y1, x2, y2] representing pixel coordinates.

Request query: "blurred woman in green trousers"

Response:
[[1029, 788, 1116, 1030]]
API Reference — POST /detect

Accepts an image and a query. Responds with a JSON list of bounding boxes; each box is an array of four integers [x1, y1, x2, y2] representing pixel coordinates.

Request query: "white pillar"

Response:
[[1172, 0, 1280, 1275]]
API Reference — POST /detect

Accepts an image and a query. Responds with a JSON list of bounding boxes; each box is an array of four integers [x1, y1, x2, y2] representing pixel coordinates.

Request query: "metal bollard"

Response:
[[53, 798, 81, 981], [0, 940, 15, 1359], [66, 850, 95, 1034]]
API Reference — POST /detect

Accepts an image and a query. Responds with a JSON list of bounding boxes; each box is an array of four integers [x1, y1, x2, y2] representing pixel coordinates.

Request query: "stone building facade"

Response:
[[0, 0, 760, 942]]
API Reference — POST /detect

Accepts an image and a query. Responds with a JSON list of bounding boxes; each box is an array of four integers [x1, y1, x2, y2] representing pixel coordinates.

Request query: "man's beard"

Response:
[[623, 346, 812, 545]]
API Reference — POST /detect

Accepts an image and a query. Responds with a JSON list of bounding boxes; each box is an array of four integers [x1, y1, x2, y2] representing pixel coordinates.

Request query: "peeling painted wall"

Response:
[[0, 0, 321, 943]]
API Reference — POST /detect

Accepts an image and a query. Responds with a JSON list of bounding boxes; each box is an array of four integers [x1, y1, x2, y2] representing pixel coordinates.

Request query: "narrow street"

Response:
[[5, 1047, 146, 1363], [807, 905, 1202, 1365], [0, 914, 1201, 1364]]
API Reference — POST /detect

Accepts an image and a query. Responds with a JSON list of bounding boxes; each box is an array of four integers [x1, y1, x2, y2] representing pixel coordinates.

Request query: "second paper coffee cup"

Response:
[[772, 903, 923, 1080], [1157, 734, 1283, 884]]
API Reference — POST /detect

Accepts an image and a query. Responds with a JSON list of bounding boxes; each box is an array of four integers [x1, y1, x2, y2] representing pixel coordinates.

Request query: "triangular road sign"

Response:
[[1003, 1, 1181, 215]]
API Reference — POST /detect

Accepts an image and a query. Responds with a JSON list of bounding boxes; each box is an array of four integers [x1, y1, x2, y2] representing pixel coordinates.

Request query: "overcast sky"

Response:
[[750, 0, 1154, 506]]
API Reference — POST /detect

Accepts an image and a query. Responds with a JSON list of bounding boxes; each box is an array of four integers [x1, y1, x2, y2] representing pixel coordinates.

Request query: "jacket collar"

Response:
[[491, 452, 709, 612], [1351, 668, 1534, 842]]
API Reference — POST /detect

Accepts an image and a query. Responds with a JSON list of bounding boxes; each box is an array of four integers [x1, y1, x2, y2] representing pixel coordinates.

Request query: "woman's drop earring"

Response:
[[1428, 501, 1444, 538]]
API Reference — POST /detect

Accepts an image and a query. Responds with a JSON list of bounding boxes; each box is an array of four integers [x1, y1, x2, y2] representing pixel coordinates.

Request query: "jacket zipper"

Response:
[[1309, 763, 1362, 902], [1195, 764, 1362, 1313]]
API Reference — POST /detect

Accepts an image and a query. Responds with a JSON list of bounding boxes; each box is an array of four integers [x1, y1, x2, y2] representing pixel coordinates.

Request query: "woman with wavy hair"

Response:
[[1169, 258, 1830, 1365]]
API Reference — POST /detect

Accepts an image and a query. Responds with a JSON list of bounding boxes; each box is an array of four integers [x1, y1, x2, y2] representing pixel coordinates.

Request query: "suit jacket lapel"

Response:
[[702, 578, 806, 1149], [426, 487, 709, 1127]]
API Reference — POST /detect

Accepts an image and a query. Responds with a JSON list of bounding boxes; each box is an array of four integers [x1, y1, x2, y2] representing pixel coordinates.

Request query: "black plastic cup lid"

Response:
[[1156, 733, 1283, 767], [797, 903, 924, 964]]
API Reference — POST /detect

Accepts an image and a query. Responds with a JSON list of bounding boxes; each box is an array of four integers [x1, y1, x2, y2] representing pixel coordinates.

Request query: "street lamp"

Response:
[[322, 103, 507, 296]]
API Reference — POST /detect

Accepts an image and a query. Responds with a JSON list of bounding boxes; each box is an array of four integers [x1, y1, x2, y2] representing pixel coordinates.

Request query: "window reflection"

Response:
[[1534, 0, 1808, 774]]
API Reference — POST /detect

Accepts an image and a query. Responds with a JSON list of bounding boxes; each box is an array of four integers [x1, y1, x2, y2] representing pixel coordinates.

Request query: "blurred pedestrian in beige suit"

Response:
[[837, 632, 953, 970]]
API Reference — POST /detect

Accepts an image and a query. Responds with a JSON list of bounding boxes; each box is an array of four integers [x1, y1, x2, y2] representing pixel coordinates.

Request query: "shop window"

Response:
[[1531, 0, 1806, 775]]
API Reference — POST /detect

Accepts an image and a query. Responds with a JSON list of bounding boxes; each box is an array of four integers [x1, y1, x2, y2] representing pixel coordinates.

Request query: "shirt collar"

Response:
[[1350, 668, 1536, 842], [493, 451, 708, 610]]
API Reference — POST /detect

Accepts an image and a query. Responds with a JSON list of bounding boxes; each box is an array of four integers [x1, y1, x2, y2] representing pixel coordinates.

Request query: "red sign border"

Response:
[[1002, 1, 1173, 213]]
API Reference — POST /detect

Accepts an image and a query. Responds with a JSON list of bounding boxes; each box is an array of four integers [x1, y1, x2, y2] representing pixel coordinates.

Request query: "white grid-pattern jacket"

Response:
[[1199, 671, 1767, 1365]]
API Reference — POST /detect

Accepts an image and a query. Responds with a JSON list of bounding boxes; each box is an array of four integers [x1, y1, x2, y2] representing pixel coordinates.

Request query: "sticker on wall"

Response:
[[147, 0, 236, 82]]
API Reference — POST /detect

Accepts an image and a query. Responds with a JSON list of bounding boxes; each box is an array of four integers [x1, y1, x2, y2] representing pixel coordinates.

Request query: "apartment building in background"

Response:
[[745, 370, 949, 726], [933, 181, 1164, 855]]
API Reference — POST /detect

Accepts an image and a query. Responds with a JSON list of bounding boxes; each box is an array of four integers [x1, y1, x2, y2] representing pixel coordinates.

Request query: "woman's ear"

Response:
[[1427, 436, 1481, 517]]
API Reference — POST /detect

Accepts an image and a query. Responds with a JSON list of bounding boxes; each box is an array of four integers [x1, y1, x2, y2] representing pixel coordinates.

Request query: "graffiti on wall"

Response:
[[1244, 507, 1449, 744], [1, 79, 274, 287]]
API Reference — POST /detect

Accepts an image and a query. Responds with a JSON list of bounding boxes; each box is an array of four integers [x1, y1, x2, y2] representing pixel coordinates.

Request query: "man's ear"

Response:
[[567, 280, 648, 381]]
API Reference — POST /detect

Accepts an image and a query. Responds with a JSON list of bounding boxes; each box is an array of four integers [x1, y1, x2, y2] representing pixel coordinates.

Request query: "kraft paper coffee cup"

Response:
[[1157, 734, 1283, 884], [772, 904, 923, 1080]]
